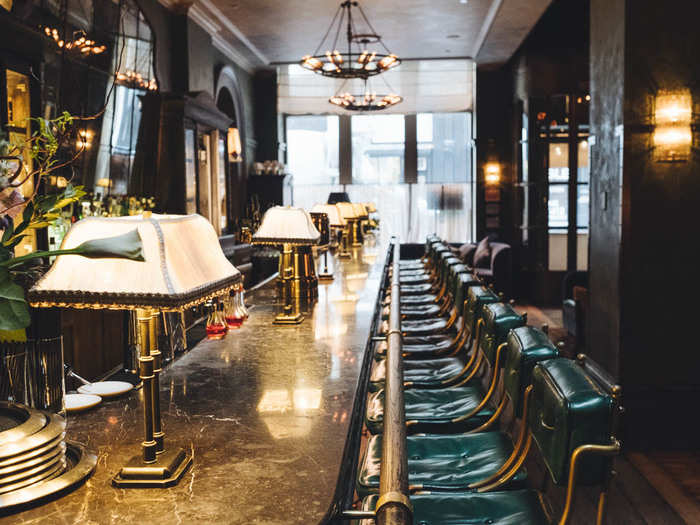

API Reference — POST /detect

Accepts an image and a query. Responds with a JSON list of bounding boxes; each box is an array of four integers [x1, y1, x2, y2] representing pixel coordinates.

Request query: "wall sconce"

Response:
[[653, 89, 692, 162], [484, 162, 501, 185], [227, 127, 243, 163], [77, 129, 92, 150]]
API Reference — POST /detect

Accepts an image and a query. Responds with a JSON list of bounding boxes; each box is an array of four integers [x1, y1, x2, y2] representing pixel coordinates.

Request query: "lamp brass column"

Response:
[[273, 265, 304, 325], [337, 225, 352, 258], [349, 218, 364, 246], [112, 308, 192, 487]]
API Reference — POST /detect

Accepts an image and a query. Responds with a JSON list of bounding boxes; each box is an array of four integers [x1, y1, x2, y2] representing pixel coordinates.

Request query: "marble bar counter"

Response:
[[4, 242, 386, 525]]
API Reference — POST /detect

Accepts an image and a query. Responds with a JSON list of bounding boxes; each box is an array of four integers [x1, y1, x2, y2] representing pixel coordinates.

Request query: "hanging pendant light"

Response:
[[300, 0, 401, 79], [329, 77, 402, 111]]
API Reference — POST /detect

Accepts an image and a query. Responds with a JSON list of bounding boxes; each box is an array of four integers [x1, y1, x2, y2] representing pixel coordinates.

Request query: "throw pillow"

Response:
[[473, 236, 491, 268]]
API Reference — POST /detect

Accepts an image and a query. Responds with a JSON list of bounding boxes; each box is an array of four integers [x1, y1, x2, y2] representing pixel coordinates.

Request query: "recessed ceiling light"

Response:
[[447, 34, 460, 39]]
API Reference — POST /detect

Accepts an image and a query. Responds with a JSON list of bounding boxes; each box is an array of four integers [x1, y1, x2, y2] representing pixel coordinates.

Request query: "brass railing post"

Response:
[[376, 239, 412, 525]]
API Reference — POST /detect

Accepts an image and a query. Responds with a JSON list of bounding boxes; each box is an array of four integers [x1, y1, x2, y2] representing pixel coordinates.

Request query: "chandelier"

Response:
[[43, 27, 107, 55], [329, 78, 402, 111], [300, 0, 401, 79], [115, 70, 158, 91]]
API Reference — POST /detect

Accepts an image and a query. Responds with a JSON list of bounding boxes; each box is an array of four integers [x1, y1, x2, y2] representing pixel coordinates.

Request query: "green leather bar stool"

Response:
[[358, 326, 558, 498], [366, 304, 524, 434], [357, 357, 622, 525], [371, 302, 526, 393], [375, 278, 495, 364]]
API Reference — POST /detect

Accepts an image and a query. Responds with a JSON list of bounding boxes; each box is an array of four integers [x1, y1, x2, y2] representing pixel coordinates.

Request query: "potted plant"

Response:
[[0, 112, 144, 341]]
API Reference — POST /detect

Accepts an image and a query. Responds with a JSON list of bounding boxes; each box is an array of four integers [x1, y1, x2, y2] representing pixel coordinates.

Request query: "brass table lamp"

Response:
[[252, 206, 321, 304], [310, 211, 333, 282], [352, 203, 370, 235], [336, 201, 363, 248], [311, 203, 346, 249], [28, 214, 241, 488]]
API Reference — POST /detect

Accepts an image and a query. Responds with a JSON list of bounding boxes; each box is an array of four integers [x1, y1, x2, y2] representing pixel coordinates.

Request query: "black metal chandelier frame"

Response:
[[301, 0, 401, 80]]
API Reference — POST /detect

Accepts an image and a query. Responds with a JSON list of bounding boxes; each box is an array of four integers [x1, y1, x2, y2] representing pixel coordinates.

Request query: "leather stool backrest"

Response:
[[465, 286, 499, 334], [504, 326, 559, 416], [453, 273, 481, 317], [529, 358, 615, 486], [479, 303, 526, 367]]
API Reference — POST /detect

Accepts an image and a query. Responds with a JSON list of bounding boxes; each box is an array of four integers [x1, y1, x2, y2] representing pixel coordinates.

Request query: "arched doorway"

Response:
[[215, 66, 247, 226]]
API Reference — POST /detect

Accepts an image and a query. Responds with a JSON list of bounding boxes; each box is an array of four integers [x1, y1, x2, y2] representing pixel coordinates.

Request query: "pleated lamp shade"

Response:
[[311, 204, 346, 227], [336, 202, 358, 220], [364, 202, 377, 213], [352, 203, 368, 219], [29, 214, 241, 311], [252, 206, 320, 246]]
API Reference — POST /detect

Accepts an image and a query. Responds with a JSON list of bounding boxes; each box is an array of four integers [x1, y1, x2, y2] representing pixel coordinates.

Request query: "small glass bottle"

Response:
[[224, 293, 244, 329], [238, 289, 249, 320], [205, 300, 228, 339]]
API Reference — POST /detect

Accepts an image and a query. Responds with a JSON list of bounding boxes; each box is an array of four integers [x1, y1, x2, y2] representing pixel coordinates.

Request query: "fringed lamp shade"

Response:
[[252, 206, 321, 246], [364, 202, 377, 213], [352, 203, 369, 219], [28, 214, 241, 311], [311, 204, 346, 227], [336, 202, 357, 221]]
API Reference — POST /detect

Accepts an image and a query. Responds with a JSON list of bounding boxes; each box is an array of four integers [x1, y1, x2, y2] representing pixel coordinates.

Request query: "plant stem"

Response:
[[1, 247, 84, 269]]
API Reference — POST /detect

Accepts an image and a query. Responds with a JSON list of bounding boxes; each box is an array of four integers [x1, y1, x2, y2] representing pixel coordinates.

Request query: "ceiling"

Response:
[[189, 0, 553, 69]]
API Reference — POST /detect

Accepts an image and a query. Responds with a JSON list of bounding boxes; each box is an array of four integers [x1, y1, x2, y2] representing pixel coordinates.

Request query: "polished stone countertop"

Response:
[[5, 241, 385, 524]]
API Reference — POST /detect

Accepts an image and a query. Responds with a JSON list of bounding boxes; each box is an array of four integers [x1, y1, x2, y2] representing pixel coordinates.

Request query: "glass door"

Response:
[[535, 94, 590, 274]]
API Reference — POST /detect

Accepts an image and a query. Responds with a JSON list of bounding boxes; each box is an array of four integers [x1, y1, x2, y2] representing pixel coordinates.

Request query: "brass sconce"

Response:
[[653, 89, 693, 162], [484, 162, 501, 185], [227, 127, 243, 163]]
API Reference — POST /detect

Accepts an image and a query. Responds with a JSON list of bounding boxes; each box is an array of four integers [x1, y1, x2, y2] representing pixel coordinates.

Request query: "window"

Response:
[[94, 0, 157, 195], [417, 113, 470, 184], [286, 115, 340, 211], [286, 111, 474, 243], [351, 114, 404, 184]]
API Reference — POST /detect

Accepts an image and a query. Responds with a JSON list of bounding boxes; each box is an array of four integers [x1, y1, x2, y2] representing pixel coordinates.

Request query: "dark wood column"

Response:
[[589, 0, 700, 449]]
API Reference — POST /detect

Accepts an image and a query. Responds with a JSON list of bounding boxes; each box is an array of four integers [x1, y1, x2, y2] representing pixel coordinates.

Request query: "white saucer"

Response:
[[65, 394, 102, 413], [77, 381, 134, 398]]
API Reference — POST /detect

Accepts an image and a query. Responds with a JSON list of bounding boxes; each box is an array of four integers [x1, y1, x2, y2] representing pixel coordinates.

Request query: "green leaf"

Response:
[[73, 228, 145, 261], [0, 267, 30, 331], [1, 224, 14, 244]]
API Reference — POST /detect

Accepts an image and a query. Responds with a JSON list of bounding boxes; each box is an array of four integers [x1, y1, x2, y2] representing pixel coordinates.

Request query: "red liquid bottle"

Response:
[[205, 301, 228, 339], [224, 293, 244, 329]]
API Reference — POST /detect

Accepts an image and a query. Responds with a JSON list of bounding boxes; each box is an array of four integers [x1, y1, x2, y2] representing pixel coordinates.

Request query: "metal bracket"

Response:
[[376, 491, 413, 514]]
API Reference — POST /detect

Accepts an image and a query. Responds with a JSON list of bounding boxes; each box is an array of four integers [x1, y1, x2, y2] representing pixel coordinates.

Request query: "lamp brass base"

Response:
[[337, 250, 352, 259], [112, 447, 192, 488], [318, 272, 334, 282], [273, 311, 305, 325]]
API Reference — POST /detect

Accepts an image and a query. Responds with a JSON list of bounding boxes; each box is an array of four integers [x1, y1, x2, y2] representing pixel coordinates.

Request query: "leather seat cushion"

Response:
[[357, 432, 526, 498], [401, 283, 434, 295], [399, 260, 425, 269], [358, 491, 547, 525], [400, 273, 432, 284], [386, 293, 439, 306], [365, 385, 493, 434], [401, 317, 449, 335], [369, 356, 468, 391], [381, 303, 443, 320], [374, 337, 455, 360]]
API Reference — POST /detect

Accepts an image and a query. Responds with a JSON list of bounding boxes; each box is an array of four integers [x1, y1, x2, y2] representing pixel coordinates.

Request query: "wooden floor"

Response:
[[518, 303, 698, 525]]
